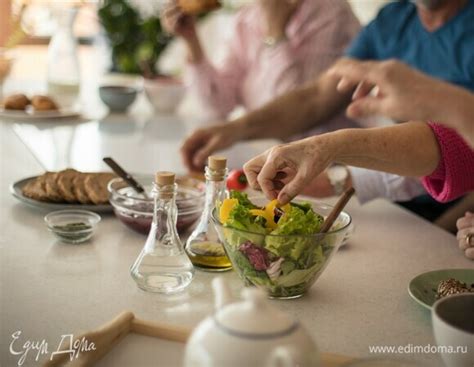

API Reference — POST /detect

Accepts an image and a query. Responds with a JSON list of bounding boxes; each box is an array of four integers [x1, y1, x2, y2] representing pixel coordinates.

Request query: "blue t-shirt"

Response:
[[345, 0, 474, 91]]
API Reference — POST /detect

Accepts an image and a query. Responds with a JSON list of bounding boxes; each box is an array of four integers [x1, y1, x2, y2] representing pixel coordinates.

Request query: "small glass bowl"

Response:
[[44, 210, 101, 244], [108, 175, 204, 235]]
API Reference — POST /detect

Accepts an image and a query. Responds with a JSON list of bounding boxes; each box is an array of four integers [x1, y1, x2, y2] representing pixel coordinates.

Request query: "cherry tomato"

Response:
[[227, 169, 248, 191]]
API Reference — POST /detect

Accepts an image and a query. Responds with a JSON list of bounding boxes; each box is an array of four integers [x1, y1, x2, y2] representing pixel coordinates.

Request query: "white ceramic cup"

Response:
[[431, 293, 474, 367]]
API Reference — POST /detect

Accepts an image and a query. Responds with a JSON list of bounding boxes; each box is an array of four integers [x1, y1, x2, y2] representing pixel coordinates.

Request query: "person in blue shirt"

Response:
[[181, 0, 473, 222], [346, 0, 474, 91], [342, 0, 474, 220]]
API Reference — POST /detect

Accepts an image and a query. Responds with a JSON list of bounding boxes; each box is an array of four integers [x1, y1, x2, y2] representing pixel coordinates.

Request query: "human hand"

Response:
[[456, 212, 474, 260], [161, 1, 197, 41], [301, 171, 334, 198], [301, 169, 353, 198], [328, 58, 442, 122], [243, 136, 333, 205], [181, 123, 239, 172]]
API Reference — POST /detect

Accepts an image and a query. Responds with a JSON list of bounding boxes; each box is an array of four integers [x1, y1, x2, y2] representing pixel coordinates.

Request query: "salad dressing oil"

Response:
[[185, 156, 232, 271]]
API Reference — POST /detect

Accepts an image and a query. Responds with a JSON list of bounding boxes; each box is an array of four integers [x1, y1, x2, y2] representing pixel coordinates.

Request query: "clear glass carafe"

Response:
[[186, 156, 232, 271], [131, 172, 194, 293], [47, 6, 80, 108]]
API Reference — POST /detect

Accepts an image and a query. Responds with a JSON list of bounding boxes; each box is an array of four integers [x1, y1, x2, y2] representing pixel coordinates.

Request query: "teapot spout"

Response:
[[212, 277, 233, 310]]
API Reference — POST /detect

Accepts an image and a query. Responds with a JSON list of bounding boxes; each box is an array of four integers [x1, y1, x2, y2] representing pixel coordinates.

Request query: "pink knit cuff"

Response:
[[422, 123, 474, 202]]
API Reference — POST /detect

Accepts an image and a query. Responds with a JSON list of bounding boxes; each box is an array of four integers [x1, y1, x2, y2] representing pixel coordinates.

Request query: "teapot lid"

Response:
[[215, 287, 297, 337]]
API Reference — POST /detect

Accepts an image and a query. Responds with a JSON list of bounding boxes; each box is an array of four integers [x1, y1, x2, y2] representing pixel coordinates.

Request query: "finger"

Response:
[[457, 228, 474, 250], [193, 135, 222, 170], [352, 80, 376, 100], [337, 78, 360, 94], [330, 59, 384, 88], [346, 96, 383, 119], [180, 130, 206, 171], [257, 158, 282, 200], [456, 215, 474, 230], [243, 155, 266, 191], [163, 5, 180, 19], [277, 171, 307, 205], [465, 247, 474, 260]]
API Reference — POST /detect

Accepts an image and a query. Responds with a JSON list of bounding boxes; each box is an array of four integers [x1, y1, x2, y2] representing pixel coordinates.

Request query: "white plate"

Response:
[[10, 176, 113, 213], [0, 107, 81, 120]]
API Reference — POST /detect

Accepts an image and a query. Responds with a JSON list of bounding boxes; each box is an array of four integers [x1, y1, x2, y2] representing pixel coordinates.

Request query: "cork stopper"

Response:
[[208, 156, 227, 170], [155, 171, 175, 187]]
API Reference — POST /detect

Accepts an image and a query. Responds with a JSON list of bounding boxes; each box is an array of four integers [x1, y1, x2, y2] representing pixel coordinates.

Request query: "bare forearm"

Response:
[[232, 69, 352, 140], [185, 32, 204, 63], [323, 122, 441, 177]]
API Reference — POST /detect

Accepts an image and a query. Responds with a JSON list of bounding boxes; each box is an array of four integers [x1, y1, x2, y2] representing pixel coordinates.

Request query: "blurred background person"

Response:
[[162, 0, 360, 120]]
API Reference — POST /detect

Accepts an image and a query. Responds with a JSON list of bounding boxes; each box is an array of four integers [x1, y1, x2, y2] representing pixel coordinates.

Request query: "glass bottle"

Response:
[[186, 156, 232, 271], [131, 172, 194, 293], [47, 5, 81, 108]]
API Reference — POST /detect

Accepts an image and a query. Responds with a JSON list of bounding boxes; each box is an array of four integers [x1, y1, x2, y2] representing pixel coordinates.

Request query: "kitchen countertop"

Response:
[[1, 46, 472, 367]]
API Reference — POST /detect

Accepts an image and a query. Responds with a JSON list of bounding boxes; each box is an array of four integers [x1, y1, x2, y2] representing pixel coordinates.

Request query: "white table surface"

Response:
[[1, 46, 472, 367]]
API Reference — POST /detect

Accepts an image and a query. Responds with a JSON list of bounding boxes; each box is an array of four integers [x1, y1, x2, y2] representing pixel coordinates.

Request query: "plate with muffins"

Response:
[[0, 93, 80, 120], [10, 169, 116, 212]]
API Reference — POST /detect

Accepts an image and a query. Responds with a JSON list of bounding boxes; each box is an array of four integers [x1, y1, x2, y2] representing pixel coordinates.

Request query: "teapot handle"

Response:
[[266, 346, 300, 367]]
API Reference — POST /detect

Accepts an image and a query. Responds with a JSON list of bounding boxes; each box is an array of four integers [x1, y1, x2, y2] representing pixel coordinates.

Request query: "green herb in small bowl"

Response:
[[44, 210, 101, 244]]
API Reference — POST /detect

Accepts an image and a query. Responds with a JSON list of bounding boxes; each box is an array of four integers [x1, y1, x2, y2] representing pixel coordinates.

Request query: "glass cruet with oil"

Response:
[[186, 156, 232, 271], [130, 172, 194, 293]]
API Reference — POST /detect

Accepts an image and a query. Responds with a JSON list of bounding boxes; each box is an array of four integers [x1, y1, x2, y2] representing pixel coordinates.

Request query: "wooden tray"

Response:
[[43, 311, 353, 367]]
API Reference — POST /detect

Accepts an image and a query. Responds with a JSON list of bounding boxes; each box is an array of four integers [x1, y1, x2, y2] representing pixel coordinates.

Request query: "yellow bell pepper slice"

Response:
[[219, 198, 239, 224], [265, 199, 291, 218], [249, 209, 277, 229]]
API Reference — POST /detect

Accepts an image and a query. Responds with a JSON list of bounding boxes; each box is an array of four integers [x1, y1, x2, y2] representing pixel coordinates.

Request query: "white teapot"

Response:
[[184, 278, 320, 367]]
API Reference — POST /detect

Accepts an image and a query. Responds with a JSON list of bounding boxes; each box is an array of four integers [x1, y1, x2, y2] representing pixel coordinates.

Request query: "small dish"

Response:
[[44, 209, 101, 244], [144, 76, 185, 113], [408, 268, 474, 310], [99, 85, 138, 112], [108, 175, 204, 235]]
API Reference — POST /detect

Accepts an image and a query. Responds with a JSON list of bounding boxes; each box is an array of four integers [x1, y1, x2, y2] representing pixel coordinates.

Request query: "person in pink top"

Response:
[[161, 0, 360, 120]]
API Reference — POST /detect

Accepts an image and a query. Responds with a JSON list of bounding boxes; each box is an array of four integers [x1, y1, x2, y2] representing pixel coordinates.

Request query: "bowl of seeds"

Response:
[[44, 209, 101, 244]]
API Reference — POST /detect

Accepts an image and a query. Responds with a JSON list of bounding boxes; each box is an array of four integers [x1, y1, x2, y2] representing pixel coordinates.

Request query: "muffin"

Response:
[[31, 95, 58, 111], [3, 93, 30, 110]]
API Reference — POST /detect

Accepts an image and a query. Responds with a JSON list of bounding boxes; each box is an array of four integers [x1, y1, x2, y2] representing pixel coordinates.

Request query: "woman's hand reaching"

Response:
[[243, 136, 334, 205]]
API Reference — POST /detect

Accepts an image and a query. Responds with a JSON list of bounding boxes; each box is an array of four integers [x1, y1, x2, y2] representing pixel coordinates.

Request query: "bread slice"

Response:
[[57, 169, 80, 203], [84, 173, 116, 205], [73, 173, 93, 204], [44, 172, 64, 202], [22, 174, 49, 202]]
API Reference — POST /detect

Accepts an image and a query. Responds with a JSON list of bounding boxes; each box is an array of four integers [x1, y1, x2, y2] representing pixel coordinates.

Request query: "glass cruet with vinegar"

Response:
[[130, 172, 194, 293], [186, 156, 232, 271]]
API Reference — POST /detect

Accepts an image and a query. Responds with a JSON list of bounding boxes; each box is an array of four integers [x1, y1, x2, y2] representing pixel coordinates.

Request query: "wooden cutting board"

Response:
[[44, 312, 353, 367]]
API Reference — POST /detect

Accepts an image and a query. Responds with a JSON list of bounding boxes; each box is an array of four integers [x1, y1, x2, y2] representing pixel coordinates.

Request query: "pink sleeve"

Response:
[[185, 13, 246, 119], [421, 123, 474, 202]]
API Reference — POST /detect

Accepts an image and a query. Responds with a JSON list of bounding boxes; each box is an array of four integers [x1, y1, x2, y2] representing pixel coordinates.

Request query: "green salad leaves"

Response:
[[219, 192, 336, 298]]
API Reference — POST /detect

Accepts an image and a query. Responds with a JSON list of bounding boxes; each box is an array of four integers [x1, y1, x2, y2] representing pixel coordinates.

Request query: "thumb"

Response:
[[277, 172, 307, 205], [346, 96, 382, 119]]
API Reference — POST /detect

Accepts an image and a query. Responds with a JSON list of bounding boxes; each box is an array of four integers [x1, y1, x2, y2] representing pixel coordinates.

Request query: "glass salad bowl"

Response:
[[212, 197, 351, 299], [108, 175, 205, 235]]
